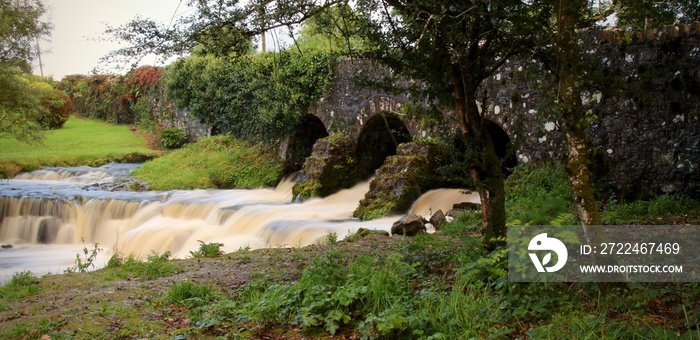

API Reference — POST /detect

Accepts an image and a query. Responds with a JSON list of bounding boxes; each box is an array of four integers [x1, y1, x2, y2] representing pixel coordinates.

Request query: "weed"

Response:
[[505, 164, 575, 225], [65, 239, 102, 273], [189, 240, 224, 258], [325, 232, 338, 246], [0, 316, 71, 340]]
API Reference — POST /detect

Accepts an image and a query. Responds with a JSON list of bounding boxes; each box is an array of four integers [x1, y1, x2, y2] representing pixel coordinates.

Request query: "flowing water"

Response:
[[0, 164, 478, 280]]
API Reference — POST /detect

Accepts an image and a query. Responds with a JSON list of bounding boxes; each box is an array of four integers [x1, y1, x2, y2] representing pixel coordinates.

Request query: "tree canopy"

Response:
[[610, 0, 700, 29], [0, 0, 53, 144]]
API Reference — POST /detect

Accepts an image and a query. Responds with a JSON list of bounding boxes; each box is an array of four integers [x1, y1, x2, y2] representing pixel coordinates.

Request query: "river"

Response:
[[0, 163, 478, 280]]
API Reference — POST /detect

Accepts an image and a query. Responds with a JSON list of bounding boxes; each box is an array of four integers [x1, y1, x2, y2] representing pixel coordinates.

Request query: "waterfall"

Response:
[[0, 165, 478, 277]]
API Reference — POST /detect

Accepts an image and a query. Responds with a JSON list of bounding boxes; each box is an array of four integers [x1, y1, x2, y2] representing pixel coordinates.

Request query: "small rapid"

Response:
[[0, 164, 478, 279]]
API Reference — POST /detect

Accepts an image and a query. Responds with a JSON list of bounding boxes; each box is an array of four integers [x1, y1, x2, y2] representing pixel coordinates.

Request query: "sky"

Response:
[[34, 0, 195, 80]]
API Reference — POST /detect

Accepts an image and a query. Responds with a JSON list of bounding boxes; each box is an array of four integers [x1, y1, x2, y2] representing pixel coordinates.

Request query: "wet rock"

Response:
[[429, 209, 446, 229], [37, 217, 62, 244], [354, 154, 422, 220], [391, 214, 427, 236], [292, 134, 361, 200], [354, 142, 451, 220]]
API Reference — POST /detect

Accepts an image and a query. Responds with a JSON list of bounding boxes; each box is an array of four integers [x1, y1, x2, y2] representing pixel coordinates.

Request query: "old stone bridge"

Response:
[[174, 23, 700, 218]]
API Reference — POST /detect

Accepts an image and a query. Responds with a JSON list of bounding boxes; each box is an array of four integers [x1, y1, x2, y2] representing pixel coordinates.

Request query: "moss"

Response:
[[293, 181, 322, 200], [292, 134, 362, 199], [353, 154, 423, 220]]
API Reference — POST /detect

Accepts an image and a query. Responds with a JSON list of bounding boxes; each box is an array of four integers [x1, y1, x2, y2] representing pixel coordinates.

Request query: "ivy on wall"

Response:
[[165, 49, 339, 144]]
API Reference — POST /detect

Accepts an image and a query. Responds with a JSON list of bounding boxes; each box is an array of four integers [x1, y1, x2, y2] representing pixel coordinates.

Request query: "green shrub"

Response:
[[165, 49, 338, 144], [505, 164, 575, 225], [38, 89, 73, 129], [189, 240, 224, 258], [159, 127, 187, 149]]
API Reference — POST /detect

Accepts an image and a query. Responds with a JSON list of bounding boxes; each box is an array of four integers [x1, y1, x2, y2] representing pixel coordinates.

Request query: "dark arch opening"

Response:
[[355, 112, 412, 178], [454, 120, 517, 177], [210, 124, 222, 136], [281, 115, 329, 174], [485, 120, 518, 174]]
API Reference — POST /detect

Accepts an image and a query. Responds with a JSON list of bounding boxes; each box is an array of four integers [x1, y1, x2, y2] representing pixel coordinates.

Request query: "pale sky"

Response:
[[35, 0, 194, 80]]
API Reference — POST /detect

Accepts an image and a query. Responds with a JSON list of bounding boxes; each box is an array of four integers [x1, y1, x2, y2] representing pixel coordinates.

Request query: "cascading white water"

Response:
[[0, 164, 478, 279]]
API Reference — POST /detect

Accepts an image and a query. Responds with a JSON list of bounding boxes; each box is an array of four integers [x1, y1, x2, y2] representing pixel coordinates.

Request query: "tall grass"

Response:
[[0, 115, 158, 176]]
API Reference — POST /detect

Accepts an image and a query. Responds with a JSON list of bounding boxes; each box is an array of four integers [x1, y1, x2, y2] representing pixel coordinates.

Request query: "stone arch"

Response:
[[279, 114, 329, 173], [351, 95, 410, 141], [355, 112, 412, 179]]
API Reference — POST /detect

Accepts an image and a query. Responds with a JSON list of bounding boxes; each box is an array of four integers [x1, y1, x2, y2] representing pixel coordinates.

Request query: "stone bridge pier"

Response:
[[281, 60, 516, 219]]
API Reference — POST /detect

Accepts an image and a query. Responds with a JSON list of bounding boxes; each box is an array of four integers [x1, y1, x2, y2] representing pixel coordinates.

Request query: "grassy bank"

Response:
[[0, 116, 159, 178], [131, 135, 284, 190]]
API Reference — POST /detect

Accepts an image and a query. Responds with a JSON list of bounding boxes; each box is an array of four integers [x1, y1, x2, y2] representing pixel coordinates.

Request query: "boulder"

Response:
[[354, 154, 423, 219], [429, 209, 446, 229], [391, 214, 427, 236], [354, 141, 452, 220], [292, 134, 361, 200]]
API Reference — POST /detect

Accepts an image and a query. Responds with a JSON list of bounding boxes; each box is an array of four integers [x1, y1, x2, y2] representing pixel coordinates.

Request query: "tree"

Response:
[[0, 0, 52, 144], [351, 0, 549, 247], [102, 0, 341, 67], [551, 0, 601, 226], [611, 0, 700, 29], [546, 0, 697, 226]]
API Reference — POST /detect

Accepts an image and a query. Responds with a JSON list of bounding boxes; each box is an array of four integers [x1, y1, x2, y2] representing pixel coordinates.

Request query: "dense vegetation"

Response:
[[56, 32, 340, 146], [99, 0, 700, 246], [57, 66, 164, 127], [0, 0, 74, 144], [166, 49, 339, 143]]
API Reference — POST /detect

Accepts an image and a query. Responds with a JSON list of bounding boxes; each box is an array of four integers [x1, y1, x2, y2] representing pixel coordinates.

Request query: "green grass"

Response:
[[602, 194, 700, 224], [0, 271, 41, 299], [0, 115, 158, 177], [104, 251, 178, 281], [131, 135, 284, 190]]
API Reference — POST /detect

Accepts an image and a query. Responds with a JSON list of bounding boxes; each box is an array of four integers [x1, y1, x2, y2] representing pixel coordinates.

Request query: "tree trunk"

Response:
[[450, 64, 507, 250], [555, 0, 601, 226]]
